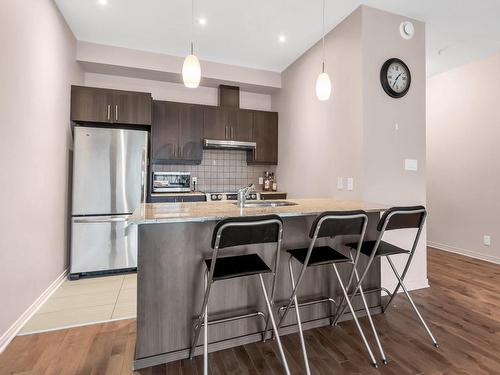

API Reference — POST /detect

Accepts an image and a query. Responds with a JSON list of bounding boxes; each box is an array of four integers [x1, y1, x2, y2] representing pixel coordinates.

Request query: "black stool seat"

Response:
[[204, 254, 271, 281], [287, 246, 351, 266], [347, 240, 410, 257]]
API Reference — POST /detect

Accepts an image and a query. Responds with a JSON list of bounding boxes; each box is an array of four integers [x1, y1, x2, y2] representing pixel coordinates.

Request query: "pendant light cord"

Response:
[[321, 0, 325, 72], [190, 0, 194, 55]]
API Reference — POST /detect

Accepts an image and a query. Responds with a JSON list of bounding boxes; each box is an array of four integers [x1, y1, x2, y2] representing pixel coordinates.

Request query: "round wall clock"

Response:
[[380, 58, 411, 98]]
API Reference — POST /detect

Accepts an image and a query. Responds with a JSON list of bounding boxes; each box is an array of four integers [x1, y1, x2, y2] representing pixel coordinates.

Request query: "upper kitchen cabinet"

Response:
[[203, 107, 226, 140], [71, 86, 152, 125], [151, 101, 203, 164], [112, 90, 152, 125], [247, 111, 278, 165], [203, 106, 252, 142]]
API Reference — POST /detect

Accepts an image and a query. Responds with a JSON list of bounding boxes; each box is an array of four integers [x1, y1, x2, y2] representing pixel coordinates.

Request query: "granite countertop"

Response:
[[129, 198, 387, 224]]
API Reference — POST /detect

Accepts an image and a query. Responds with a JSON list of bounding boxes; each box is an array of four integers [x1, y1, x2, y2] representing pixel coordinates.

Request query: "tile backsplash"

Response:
[[153, 150, 276, 192]]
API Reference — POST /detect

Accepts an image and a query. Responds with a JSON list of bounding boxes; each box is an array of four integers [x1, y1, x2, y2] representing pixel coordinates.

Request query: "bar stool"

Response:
[[189, 215, 291, 375], [333, 205, 439, 349], [278, 211, 385, 374]]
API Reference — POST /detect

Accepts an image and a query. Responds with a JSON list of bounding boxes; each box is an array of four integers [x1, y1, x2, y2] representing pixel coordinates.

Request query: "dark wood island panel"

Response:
[[133, 210, 382, 370]]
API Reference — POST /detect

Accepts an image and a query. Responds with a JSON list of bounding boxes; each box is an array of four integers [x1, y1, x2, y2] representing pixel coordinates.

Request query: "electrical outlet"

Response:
[[483, 235, 491, 246], [192, 177, 197, 184], [337, 177, 343, 190], [395, 123, 399, 131], [258, 177, 264, 185], [347, 177, 354, 191]]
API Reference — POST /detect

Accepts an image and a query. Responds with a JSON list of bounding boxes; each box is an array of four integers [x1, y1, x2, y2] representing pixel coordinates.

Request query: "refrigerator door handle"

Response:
[[141, 148, 147, 203], [73, 216, 129, 223]]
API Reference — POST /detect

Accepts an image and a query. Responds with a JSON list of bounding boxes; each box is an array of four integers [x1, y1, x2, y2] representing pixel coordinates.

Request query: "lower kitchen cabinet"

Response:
[[149, 194, 206, 203], [247, 111, 278, 164]]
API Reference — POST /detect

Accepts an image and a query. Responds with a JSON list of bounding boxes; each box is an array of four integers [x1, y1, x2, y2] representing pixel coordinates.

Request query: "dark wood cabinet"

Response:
[[179, 104, 203, 161], [247, 111, 278, 164], [260, 192, 287, 200], [113, 91, 152, 125], [151, 101, 203, 164], [149, 194, 206, 203], [235, 110, 253, 141], [71, 86, 152, 125], [203, 107, 226, 140], [203, 107, 254, 142], [71, 86, 112, 123]]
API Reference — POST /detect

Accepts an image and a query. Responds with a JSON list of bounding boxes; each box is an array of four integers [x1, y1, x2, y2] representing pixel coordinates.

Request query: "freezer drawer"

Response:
[[70, 215, 137, 275]]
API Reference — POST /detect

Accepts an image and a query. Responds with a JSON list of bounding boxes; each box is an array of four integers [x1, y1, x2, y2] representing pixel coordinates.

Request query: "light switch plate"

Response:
[[483, 235, 491, 246], [404, 159, 418, 171], [337, 177, 343, 190], [347, 177, 354, 191]]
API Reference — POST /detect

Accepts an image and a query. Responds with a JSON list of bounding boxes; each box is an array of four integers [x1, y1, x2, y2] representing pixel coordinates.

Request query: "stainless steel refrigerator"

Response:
[[70, 126, 148, 279]]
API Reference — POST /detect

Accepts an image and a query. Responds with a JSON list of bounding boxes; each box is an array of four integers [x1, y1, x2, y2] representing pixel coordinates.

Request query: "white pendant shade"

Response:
[[315, 72, 331, 101], [182, 54, 201, 88]]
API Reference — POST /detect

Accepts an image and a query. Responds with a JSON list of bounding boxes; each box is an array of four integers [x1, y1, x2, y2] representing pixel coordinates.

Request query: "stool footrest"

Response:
[[195, 310, 266, 329], [350, 287, 392, 297], [278, 296, 337, 314]]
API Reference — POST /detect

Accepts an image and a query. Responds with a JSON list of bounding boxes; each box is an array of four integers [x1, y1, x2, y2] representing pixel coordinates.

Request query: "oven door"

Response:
[[70, 215, 137, 275]]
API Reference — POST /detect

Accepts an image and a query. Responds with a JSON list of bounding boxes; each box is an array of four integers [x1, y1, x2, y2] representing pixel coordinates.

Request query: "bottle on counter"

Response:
[[271, 173, 277, 192], [263, 171, 270, 191]]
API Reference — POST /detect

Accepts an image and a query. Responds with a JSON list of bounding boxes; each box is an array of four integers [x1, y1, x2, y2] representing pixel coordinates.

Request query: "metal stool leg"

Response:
[[386, 257, 439, 347], [258, 274, 291, 375], [288, 258, 311, 375], [332, 264, 378, 368], [190, 270, 211, 361], [354, 268, 387, 364]]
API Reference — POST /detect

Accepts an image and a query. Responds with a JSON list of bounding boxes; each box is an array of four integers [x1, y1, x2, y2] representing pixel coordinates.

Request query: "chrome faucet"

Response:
[[237, 184, 256, 208]]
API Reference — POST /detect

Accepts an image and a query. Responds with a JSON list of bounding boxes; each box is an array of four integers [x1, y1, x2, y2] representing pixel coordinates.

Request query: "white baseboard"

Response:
[[0, 269, 68, 353], [428, 241, 500, 265]]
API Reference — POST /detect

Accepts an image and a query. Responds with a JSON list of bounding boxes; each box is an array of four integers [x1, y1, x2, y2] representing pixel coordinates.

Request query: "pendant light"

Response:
[[315, 0, 331, 101], [182, 0, 201, 88]]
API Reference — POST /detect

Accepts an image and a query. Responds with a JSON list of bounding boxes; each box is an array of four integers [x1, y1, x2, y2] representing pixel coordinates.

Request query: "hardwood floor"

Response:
[[1, 248, 500, 374]]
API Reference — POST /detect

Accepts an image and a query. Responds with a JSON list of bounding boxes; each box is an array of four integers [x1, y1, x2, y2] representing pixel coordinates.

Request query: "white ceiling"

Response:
[[55, 0, 500, 76]]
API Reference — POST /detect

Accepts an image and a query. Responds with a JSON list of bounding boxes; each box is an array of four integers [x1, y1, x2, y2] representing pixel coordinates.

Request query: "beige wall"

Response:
[[0, 0, 83, 343], [272, 6, 428, 291], [273, 8, 363, 199], [427, 52, 500, 264], [84, 73, 272, 110]]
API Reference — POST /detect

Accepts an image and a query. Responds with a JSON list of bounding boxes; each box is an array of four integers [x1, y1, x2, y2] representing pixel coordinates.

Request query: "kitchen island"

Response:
[[130, 199, 386, 370]]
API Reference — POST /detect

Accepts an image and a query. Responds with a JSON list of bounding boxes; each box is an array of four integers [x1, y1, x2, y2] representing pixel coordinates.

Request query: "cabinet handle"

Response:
[[230, 127, 234, 139], [115, 105, 118, 121], [107, 105, 111, 121], [224, 126, 228, 139]]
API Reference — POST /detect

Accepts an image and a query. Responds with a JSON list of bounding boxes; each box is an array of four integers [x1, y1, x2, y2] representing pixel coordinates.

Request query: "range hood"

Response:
[[203, 139, 256, 150]]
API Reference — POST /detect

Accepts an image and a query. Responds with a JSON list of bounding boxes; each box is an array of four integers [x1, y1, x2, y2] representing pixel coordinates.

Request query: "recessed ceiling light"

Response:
[[198, 18, 207, 26], [278, 34, 286, 43], [97, 0, 108, 5]]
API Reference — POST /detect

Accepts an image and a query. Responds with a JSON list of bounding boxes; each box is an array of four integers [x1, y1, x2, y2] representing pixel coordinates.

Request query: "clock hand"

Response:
[[392, 73, 402, 88]]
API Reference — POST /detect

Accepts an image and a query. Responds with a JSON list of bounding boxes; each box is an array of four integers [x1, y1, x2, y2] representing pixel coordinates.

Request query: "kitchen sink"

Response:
[[234, 200, 298, 208]]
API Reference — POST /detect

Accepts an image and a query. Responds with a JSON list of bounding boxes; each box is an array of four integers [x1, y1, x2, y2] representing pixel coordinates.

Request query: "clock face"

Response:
[[387, 62, 409, 94], [380, 58, 411, 98]]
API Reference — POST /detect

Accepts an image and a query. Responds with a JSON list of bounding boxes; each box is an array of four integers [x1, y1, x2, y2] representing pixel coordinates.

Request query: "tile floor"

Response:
[[18, 273, 137, 335]]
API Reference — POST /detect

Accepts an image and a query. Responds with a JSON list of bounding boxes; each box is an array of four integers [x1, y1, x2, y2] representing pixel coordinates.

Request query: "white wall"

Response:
[[427, 52, 500, 264], [0, 0, 83, 344], [84, 73, 271, 111], [273, 6, 428, 291]]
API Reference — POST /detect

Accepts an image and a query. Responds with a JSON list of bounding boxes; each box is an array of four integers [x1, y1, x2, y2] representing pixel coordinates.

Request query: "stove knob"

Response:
[[217, 194, 223, 200], [251, 194, 256, 199], [211, 194, 218, 200]]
